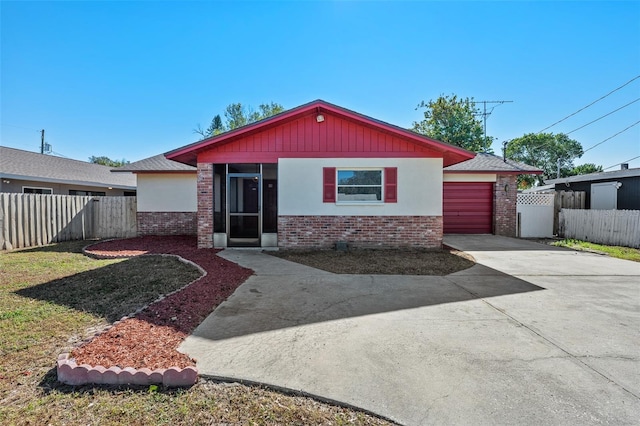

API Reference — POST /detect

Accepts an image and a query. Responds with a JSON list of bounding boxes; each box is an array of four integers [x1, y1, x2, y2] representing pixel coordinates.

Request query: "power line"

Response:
[[582, 120, 640, 154], [604, 155, 640, 170], [566, 98, 640, 135], [538, 74, 640, 133]]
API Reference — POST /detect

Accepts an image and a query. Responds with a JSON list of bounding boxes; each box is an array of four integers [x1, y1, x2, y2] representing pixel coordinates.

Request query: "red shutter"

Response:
[[384, 167, 397, 203], [323, 167, 336, 202]]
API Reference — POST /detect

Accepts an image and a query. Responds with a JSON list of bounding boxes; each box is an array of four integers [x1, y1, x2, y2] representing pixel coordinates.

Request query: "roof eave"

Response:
[[444, 169, 543, 175], [118, 170, 197, 174], [0, 173, 136, 190]]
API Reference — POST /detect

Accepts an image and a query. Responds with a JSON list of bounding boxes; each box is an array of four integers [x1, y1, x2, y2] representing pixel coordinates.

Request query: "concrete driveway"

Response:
[[180, 235, 640, 425]]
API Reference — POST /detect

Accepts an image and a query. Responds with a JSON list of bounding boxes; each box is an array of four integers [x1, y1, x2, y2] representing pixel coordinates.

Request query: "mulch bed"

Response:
[[72, 236, 253, 370], [271, 248, 475, 275]]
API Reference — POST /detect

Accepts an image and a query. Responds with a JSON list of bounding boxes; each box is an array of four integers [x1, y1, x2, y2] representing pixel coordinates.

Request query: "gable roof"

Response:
[[545, 167, 640, 185], [112, 154, 196, 173], [444, 152, 543, 174], [165, 99, 475, 167], [0, 146, 136, 189]]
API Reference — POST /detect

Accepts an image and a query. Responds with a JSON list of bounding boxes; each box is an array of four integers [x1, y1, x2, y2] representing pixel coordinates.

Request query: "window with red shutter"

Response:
[[384, 167, 398, 203], [323, 167, 336, 202]]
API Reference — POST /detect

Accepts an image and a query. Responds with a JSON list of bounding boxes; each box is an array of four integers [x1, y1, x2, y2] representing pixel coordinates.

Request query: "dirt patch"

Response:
[[270, 248, 475, 275], [72, 236, 253, 370]]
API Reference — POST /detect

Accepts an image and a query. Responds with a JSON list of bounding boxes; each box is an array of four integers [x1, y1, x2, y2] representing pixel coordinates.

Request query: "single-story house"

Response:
[[116, 100, 541, 249], [545, 166, 640, 210], [0, 146, 136, 196]]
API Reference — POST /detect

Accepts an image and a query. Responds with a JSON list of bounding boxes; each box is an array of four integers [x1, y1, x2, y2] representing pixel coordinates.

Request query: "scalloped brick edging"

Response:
[[56, 240, 208, 387], [57, 352, 198, 387]]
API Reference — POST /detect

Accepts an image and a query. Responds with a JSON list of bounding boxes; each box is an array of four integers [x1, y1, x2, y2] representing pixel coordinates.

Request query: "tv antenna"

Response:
[[475, 100, 513, 147]]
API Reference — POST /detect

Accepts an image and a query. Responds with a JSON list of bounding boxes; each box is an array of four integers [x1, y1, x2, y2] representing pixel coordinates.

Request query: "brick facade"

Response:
[[197, 163, 214, 248], [137, 212, 196, 236], [278, 215, 443, 249], [493, 174, 517, 237]]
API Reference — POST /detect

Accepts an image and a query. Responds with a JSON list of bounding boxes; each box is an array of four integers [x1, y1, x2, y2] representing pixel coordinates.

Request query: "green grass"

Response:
[[552, 239, 640, 262], [0, 241, 389, 425]]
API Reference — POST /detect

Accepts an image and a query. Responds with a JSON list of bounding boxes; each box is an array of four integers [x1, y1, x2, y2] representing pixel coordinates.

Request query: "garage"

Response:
[[443, 182, 493, 234]]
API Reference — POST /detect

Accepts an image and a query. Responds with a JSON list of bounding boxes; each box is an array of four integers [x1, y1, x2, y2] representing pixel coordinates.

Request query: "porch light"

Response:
[[316, 114, 325, 123]]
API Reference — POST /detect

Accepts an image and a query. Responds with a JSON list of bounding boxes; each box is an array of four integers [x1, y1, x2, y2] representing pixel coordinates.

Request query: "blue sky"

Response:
[[2, 1, 639, 171]]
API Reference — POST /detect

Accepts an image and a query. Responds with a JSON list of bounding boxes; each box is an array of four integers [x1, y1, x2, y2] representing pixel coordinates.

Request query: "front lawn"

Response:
[[0, 240, 390, 425], [551, 239, 640, 262]]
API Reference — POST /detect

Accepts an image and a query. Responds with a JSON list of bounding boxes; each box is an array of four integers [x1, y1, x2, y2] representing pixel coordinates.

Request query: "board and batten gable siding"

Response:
[[278, 158, 443, 216], [197, 112, 445, 164], [136, 173, 197, 212]]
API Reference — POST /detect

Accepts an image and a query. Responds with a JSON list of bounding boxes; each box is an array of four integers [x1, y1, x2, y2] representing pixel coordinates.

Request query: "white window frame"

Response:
[[22, 186, 53, 194], [336, 168, 384, 204], [69, 190, 106, 196]]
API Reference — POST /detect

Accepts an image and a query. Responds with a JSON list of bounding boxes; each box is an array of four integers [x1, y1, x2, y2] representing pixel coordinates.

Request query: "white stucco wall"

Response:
[[278, 158, 443, 216], [137, 173, 197, 212], [443, 173, 497, 182]]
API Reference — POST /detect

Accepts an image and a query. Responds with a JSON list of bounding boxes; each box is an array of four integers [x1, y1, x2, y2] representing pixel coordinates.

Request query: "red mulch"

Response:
[[72, 236, 253, 370]]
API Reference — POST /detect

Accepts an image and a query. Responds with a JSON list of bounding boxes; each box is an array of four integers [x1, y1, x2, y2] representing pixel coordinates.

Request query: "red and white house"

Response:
[[117, 100, 540, 249]]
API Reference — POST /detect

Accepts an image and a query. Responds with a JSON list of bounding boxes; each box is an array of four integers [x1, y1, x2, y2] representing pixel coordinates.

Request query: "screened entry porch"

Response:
[[212, 163, 278, 248]]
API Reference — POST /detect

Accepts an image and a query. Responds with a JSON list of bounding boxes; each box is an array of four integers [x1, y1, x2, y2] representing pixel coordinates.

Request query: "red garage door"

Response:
[[443, 182, 493, 234]]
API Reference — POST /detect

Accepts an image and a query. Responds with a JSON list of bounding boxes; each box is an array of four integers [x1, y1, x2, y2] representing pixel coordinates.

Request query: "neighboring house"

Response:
[[117, 99, 538, 249], [545, 166, 640, 210], [443, 152, 542, 234], [0, 146, 136, 196]]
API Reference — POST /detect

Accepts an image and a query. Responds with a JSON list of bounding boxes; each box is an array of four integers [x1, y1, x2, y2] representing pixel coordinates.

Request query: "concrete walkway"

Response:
[[180, 236, 640, 425]]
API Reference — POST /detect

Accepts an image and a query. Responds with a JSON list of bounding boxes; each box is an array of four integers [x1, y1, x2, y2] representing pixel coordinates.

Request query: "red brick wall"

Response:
[[494, 175, 517, 237], [197, 163, 214, 248], [278, 215, 443, 249], [137, 212, 196, 236]]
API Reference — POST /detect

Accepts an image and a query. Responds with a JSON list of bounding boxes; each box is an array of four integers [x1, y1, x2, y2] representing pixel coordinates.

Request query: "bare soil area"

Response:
[[270, 248, 475, 275]]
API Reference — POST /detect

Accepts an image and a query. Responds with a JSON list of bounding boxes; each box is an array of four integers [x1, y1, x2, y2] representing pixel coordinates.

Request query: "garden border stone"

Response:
[[55, 240, 210, 388]]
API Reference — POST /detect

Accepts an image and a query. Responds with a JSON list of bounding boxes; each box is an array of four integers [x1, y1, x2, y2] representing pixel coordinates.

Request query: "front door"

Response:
[[227, 174, 261, 246]]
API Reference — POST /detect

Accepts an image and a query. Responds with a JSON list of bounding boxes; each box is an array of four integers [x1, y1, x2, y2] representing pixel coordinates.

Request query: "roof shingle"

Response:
[[113, 154, 196, 173], [0, 146, 136, 189], [444, 152, 542, 173]]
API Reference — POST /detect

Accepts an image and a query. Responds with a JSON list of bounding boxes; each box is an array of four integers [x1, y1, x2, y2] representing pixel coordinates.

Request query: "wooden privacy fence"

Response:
[[554, 191, 586, 235], [559, 209, 640, 248], [0, 194, 137, 250]]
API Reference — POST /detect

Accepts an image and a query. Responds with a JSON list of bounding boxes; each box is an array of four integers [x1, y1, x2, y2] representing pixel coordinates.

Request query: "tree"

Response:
[[568, 163, 603, 176], [194, 102, 285, 139], [205, 114, 224, 136], [505, 132, 583, 188], [412, 94, 493, 152], [89, 156, 129, 167]]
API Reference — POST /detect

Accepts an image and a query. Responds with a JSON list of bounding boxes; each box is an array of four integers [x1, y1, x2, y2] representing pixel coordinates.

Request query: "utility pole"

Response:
[[557, 158, 561, 178], [476, 100, 513, 149], [40, 129, 45, 154]]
